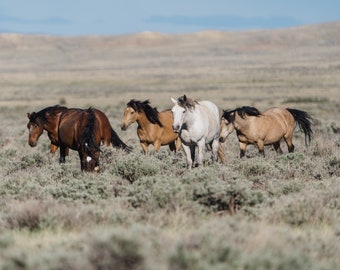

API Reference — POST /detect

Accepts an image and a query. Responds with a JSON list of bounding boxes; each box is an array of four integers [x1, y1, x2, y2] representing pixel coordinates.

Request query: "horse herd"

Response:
[[27, 95, 313, 172]]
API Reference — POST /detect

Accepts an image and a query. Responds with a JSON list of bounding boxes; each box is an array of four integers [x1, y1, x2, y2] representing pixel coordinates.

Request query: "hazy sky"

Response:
[[1, 0, 339, 36]]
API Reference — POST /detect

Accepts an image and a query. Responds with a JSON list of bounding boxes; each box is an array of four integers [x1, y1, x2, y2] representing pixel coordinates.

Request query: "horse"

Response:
[[171, 95, 225, 169], [27, 105, 131, 172], [219, 106, 313, 158], [121, 99, 181, 153]]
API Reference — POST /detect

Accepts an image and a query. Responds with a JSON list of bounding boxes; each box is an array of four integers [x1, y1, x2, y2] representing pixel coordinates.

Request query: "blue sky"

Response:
[[0, 0, 339, 36]]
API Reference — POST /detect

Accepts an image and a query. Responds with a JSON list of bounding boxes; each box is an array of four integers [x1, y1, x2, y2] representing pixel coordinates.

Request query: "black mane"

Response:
[[127, 99, 163, 127], [30, 105, 68, 124], [222, 106, 261, 122]]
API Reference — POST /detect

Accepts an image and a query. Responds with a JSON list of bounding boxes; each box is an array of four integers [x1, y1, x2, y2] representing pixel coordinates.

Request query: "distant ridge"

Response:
[[0, 22, 339, 51]]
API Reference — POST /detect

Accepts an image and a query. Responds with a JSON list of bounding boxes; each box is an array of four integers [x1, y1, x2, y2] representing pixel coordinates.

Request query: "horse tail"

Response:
[[287, 108, 313, 146], [218, 143, 226, 164], [111, 128, 133, 152], [82, 108, 101, 162]]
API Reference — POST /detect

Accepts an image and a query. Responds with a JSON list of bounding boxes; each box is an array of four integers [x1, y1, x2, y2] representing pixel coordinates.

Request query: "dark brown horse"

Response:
[[121, 99, 181, 153], [219, 106, 313, 158], [27, 105, 131, 172]]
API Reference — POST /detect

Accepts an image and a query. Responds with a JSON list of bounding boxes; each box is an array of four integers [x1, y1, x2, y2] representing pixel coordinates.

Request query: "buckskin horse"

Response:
[[171, 95, 225, 169], [27, 105, 131, 172], [121, 99, 181, 153], [219, 106, 313, 158]]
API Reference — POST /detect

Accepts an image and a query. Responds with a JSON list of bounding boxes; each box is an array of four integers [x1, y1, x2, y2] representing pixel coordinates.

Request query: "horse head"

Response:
[[171, 96, 185, 132], [219, 110, 236, 143], [171, 95, 198, 132], [121, 104, 138, 130], [27, 112, 44, 147]]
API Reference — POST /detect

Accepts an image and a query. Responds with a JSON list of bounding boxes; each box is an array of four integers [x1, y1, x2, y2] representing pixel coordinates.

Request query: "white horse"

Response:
[[171, 95, 225, 169]]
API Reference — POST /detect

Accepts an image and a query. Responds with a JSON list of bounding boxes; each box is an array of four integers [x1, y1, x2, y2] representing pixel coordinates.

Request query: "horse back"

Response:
[[58, 109, 89, 150], [260, 107, 295, 140], [263, 108, 295, 128], [196, 101, 220, 141]]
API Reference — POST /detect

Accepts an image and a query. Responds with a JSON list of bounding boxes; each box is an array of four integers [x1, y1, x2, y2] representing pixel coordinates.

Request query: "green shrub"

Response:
[[112, 153, 160, 183]]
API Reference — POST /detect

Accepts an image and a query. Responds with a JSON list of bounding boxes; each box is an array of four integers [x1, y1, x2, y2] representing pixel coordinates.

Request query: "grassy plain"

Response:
[[0, 22, 339, 269]]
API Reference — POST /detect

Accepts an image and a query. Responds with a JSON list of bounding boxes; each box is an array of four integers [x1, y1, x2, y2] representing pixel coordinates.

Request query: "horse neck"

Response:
[[42, 115, 60, 134], [184, 109, 197, 127], [135, 111, 151, 130], [234, 113, 251, 131]]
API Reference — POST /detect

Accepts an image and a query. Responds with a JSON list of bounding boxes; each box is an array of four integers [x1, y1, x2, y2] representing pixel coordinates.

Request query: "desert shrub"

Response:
[[270, 186, 339, 227], [243, 250, 313, 270], [88, 232, 144, 270], [5, 153, 47, 175], [327, 156, 340, 176], [169, 233, 241, 270], [4, 199, 46, 231], [47, 177, 110, 203], [112, 153, 160, 183], [234, 158, 277, 178], [2, 199, 117, 231], [125, 175, 192, 212], [274, 152, 325, 180], [192, 180, 247, 214]]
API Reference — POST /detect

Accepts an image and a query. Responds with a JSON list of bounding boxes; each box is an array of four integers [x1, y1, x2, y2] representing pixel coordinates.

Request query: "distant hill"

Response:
[[1, 22, 339, 51]]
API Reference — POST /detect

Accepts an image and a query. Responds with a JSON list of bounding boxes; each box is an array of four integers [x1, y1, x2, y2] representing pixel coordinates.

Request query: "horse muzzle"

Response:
[[219, 136, 226, 143], [121, 124, 128, 131], [29, 141, 37, 147], [172, 125, 180, 133]]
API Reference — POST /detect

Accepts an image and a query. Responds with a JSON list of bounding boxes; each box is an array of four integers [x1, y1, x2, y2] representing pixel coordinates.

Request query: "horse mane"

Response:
[[30, 105, 68, 124], [236, 106, 261, 118], [127, 99, 163, 127], [177, 95, 198, 109], [222, 106, 261, 122]]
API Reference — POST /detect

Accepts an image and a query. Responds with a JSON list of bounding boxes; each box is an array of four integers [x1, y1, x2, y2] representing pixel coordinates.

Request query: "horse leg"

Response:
[[153, 141, 161, 152], [239, 142, 247, 158], [197, 139, 206, 166], [78, 151, 86, 171], [140, 142, 149, 154], [59, 145, 68, 163], [50, 144, 58, 154], [273, 141, 283, 155], [168, 141, 176, 152], [175, 137, 182, 152], [211, 138, 219, 163], [257, 140, 265, 157], [283, 133, 295, 153], [182, 144, 193, 169]]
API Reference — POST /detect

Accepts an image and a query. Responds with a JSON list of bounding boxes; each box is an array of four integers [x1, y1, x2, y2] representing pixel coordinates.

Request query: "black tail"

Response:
[[287, 108, 313, 146], [82, 108, 101, 161], [111, 128, 133, 152]]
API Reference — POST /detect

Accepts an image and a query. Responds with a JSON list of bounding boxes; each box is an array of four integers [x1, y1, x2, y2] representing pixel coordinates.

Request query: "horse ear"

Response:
[[171, 97, 177, 104], [27, 112, 36, 119], [183, 95, 187, 101]]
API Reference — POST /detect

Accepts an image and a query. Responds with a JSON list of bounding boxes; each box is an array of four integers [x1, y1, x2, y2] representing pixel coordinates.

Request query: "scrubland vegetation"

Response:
[[0, 23, 339, 269]]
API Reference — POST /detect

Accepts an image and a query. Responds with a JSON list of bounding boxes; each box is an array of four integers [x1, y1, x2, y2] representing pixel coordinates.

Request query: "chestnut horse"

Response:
[[27, 105, 131, 172], [219, 106, 313, 158], [121, 99, 181, 153]]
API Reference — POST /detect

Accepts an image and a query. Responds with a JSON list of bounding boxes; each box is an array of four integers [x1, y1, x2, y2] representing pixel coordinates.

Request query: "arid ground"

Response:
[[0, 22, 339, 269]]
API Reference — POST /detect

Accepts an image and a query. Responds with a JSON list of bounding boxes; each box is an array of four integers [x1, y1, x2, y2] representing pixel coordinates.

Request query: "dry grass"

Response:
[[0, 22, 339, 269]]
